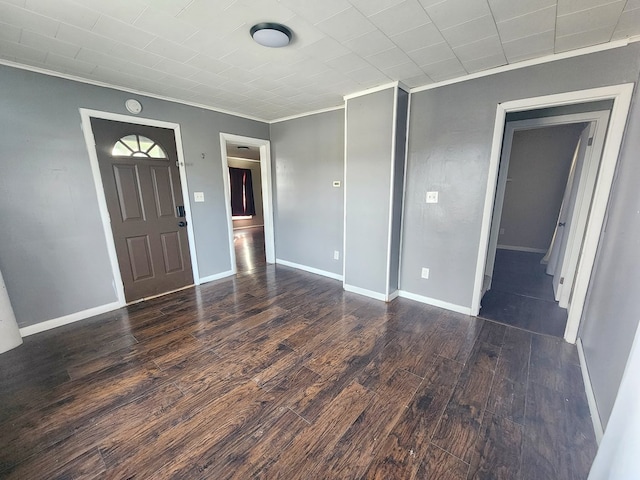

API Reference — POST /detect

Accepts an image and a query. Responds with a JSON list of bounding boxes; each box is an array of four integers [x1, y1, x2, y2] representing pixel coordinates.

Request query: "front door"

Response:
[[91, 118, 194, 302]]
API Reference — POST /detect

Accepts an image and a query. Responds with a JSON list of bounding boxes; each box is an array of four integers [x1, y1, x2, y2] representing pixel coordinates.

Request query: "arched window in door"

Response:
[[111, 134, 168, 159]]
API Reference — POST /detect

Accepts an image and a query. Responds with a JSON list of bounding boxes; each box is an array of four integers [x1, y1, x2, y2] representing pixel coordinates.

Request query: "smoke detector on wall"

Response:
[[125, 99, 142, 114]]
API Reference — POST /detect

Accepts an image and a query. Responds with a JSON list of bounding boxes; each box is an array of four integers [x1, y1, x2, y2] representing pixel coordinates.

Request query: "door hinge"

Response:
[[559, 277, 565, 285], [588, 137, 593, 146]]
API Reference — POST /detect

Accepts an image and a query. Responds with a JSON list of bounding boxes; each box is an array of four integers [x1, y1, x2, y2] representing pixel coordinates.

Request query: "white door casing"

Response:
[[219, 133, 276, 272], [472, 83, 634, 344]]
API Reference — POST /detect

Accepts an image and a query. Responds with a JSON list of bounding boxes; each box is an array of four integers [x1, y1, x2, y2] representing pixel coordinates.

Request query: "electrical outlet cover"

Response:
[[426, 191, 438, 203]]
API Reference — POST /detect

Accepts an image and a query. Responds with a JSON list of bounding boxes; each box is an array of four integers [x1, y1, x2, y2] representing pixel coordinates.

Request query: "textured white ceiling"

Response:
[[0, 0, 638, 121]]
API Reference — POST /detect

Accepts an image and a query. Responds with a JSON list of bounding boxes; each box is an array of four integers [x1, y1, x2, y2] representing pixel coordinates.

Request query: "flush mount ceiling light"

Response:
[[250, 23, 292, 48]]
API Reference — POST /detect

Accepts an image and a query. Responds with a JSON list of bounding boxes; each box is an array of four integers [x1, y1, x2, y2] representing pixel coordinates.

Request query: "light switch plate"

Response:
[[194, 192, 205, 202], [426, 191, 438, 203]]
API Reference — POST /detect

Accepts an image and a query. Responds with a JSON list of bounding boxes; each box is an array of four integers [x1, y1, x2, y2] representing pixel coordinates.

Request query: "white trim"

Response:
[[472, 104, 506, 316], [128, 283, 194, 304], [388, 290, 400, 301], [220, 133, 276, 270], [344, 81, 398, 100], [1, 59, 268, 124], [344, 284, 388, 302], [269, 105, 345, 124], [19, 301, 122, 337], [564, 85, 633, 343], [233, 224, 265, 230], [470, 83, 635, 345], [496, 245, 548, 254], [385, 84, 399, 299], [398, 290, 472, 315], [397, 90, 412, 291], [410, 39, 631, 94], [276, 259, 343, 281], [342, 103, 349, 285], [577, 338, 604, 443], [227, 156, 261, 164], [199, 269, 235, 284], [80, 109, 201, 307], [173, 124, 201, 285], [557, 112, 610, 308]]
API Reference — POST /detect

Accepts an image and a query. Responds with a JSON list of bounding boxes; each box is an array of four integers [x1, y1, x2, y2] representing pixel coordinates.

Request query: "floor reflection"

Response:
[[234, 226, 266, 273]]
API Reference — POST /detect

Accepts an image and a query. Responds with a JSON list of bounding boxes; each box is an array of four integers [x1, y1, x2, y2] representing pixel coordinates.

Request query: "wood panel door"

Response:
[[91, 118, 193, 302]]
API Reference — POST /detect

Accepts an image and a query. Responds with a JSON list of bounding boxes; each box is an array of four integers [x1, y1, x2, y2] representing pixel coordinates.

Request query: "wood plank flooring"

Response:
[[480, 249, 568, 337], [0, 265, 596, 479]]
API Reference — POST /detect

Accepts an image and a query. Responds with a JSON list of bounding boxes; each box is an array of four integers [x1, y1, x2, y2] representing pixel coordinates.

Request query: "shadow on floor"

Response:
[[480, 249, 567, 338]]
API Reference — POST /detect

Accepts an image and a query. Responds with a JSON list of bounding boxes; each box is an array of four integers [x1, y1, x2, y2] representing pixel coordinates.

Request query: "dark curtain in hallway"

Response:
[[229, 167, 256, 216]]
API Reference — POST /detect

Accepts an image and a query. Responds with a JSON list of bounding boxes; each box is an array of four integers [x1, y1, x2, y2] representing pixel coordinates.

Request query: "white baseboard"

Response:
[[199, 269, 235, 284], [577, 338, 604, 443], [19, 300, 124, 337], [398, 290, 472, 315], [276, 259, 343, 281], [233, 224, 264, 231], [497, 245, 548, 254], [387, 290, 399, 301], [343, 284, 388, 302]]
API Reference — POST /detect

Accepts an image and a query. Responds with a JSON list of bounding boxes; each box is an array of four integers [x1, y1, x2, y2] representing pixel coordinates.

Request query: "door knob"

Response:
[[178, 221, 187, 227]]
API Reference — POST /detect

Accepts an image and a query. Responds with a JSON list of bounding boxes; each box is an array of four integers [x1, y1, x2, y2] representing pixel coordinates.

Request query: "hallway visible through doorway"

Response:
[[480, 249, 567, 337], [234, 226, 266, 274]]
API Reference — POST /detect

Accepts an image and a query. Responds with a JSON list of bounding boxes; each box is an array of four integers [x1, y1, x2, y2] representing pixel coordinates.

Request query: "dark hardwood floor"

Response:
[[234, 226, 266, 273], [0, 263, 596, 479], [480, 249, 568, 337]]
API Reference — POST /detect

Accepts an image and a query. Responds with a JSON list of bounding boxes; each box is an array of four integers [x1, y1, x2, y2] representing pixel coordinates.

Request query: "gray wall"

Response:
[[270, 109, 344, 276], [227, 157, 264, 229], [499, 124, 585, 251], [0, 64, 268, 328], [401, 43, 640, 429], [401, 43, 640, 309], [344, 89, 394, 294], [579, 76, 640, 428]]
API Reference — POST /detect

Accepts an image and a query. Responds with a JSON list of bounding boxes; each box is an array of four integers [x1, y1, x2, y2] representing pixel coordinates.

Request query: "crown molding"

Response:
[[0, 58, 270, 124], [269, 104, 345, 124], [411, 39, 632, 94], [344, 81, 399, 101]]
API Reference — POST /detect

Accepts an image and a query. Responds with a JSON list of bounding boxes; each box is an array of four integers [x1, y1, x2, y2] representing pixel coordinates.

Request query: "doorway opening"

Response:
[[80, 109, 200, 307], [471, 84, 634, 343], [228, 142, 265, 273], [219, 133, 275, 276], [480, 113, 608, 337]]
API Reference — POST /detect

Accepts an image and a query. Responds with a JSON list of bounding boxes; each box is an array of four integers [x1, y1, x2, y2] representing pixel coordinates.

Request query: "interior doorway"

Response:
[[80, 109, 200, 307], [219, 133, 275, 275], [471, 84, 634, 343], [479, 115, 609, 337], [227, 142, 266, 273]]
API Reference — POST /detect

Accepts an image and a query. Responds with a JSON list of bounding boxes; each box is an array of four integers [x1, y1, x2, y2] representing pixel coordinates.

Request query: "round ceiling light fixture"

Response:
[[250, 22, 292, 48]]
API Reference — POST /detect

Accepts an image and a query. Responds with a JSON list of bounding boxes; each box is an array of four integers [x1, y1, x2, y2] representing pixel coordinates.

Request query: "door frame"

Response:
[[483, 111, 609, 298], [219, 133, 276, 271], [471, 83, 634, 343], [79, 108, 200, 307]]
